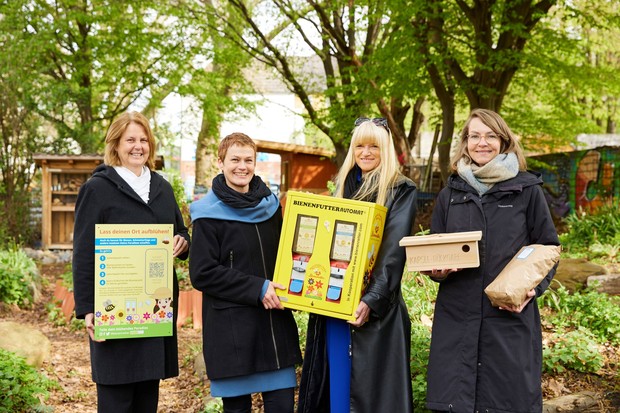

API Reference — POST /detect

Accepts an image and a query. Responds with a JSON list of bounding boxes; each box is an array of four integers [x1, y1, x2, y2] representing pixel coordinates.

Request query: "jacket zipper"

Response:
[[255, 224, 280, 369]]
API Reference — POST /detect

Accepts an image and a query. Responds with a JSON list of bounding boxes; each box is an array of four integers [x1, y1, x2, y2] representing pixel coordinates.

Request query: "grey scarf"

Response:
[[457, 152, 519, 195]]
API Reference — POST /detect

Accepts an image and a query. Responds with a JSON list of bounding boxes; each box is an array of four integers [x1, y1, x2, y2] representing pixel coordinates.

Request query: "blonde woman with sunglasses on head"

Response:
[[298, 117, 417, 413]]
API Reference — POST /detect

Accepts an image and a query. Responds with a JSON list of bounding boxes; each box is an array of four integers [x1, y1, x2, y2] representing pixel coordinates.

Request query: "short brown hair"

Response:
[[218, 132, 257, 161], [450, 108, 527, 172], [104, 111, 156, 170]]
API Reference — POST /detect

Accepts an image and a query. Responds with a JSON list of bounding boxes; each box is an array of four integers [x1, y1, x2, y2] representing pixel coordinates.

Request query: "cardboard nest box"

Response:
[[399, 231, 483, 271]]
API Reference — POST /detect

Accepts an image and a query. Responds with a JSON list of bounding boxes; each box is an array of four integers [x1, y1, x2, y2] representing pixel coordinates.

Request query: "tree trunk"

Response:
[[437, 102, 455, 184], [194, 106, 220, 189]]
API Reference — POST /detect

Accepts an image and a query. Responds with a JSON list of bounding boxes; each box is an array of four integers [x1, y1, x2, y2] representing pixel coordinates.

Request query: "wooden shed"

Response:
[[33, 154, 164, 250], [254, 139, 337, 194], [33, 155, 103, 249]]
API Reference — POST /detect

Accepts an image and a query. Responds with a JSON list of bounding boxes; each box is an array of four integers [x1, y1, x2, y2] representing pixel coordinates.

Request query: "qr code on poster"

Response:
[[149, 262, 165, 278]]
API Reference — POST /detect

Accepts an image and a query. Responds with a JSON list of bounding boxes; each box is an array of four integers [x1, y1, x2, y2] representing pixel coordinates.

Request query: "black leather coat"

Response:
[[426, 172, 560, 413], [298, 178, 417, 413]]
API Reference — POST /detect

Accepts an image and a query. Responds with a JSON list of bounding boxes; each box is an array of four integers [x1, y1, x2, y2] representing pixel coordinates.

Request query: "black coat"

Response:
[[298, 178, 417, 413], [426, 172, 560, 413], [189, 208, 302, 380], [72, 165, 189, 385]]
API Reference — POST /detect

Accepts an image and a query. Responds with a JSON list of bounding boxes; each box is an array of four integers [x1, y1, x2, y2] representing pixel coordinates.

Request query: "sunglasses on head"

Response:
[[354, 117, 389, 132]]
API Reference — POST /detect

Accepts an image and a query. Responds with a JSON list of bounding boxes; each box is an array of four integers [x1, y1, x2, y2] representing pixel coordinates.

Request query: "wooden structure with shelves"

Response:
[[34, 155, 104, 250], [34, 154, 165, 250]]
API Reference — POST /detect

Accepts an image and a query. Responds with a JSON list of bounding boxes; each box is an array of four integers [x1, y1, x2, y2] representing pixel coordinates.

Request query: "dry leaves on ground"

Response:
[[2, 263, 208, 413]]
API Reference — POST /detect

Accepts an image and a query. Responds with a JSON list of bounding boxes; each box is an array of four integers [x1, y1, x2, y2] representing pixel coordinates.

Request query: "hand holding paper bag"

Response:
[[484, 244, 561, 308]]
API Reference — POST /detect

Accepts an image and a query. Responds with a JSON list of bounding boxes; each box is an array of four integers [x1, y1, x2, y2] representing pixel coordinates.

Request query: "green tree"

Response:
[[0, 1, 60, 245], [0, 0, 208, 242], [213, 0, 430, 165], [504, 0, 620, 142], [4, 0, 202, 153], [184, 0, 258, 188], [410, 0, 558, 181], [213, 0, 620, 185]]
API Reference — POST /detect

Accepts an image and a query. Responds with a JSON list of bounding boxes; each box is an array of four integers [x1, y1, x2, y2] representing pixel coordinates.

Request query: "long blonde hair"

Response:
[[450, 108, 527, 172], [334, 120, 401, 206]]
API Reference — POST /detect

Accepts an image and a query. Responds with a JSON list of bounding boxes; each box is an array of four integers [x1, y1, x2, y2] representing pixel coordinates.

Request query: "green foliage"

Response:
[[59, 263, 73, 291], [0, 248, 41, 307], [541, 283, 620, 345], [181, 342, 203, 369], [326, 180, 336, 196], [559, 205, 620, 258], [403, 274, 439, 317], [161, 168, 190, 229], [542, 327, 604, 374], [0, 348, 56, 413], [588, 241, 620, 263], [201, 400, 223, 413], [175, 262, 191, 289], [539, 280, 618, 375], [46, 302, 67, 328], [294, 311, 309, 353], [409, 323, 432, 412], [0, 201, 9, 249], [45, 301, 84, 332], [0, 0, 206, 153], [403, 274, 438, 412]]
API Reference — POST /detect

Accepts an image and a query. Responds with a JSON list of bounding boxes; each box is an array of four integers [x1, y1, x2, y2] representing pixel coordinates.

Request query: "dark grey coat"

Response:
[[298, 178, 417, 413], [426, 171, 560, 413], [72, 165, 189, 385], [189, 208, 302, 380]]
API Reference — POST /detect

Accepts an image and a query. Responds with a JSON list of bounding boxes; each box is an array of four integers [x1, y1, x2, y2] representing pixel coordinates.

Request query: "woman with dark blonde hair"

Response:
[[73, 111, 189, 412], [299, 117, 417, 413], [423, 109, 560, 413]]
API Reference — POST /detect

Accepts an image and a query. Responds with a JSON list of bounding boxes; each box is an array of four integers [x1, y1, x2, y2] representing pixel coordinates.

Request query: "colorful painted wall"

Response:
[[530, 146, 620, 219]]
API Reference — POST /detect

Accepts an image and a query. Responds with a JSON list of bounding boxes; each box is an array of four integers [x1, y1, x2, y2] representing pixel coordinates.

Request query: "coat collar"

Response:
[[92, 164, 162, 204]]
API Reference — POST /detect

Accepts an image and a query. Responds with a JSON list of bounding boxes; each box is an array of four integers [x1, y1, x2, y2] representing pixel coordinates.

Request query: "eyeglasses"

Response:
[[467, 132, 501, 143], [354, 117, 390, 132]]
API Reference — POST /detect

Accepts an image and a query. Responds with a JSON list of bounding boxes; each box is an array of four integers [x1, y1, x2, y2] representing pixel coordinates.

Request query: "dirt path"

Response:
[[3, 262, 618, 412], [2, 263, 208, 413]]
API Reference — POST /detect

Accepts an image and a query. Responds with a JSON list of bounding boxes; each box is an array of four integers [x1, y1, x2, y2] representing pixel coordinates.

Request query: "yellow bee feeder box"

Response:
[[274, 191, 387, 321], [399, 231, 483, 272]]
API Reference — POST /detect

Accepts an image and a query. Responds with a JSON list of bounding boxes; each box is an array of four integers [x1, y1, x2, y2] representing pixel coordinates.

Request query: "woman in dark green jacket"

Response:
[[424, 109, 560, 413]]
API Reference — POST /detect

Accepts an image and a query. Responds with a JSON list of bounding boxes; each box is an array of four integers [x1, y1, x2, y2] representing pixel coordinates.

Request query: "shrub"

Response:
[[0, 348, 56, 412], [59, 263, 73, 291], [403, 274, 438, 412], [542, 327, 604, 374], [161, 168, 190, 227], [201, 400, 223, 413], [410, 323, 431, 412], [294, 311, 309, 352], [540, 283, 620, 345], [0, 248, 41, 307], [559, 204, 620, 258]]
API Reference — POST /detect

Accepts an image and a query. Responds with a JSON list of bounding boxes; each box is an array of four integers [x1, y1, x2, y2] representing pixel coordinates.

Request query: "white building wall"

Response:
[[220, 93, 306, 145]]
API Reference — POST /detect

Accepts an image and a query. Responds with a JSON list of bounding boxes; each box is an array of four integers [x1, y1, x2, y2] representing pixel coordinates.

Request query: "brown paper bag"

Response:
[[485, 244, 561, 308]]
